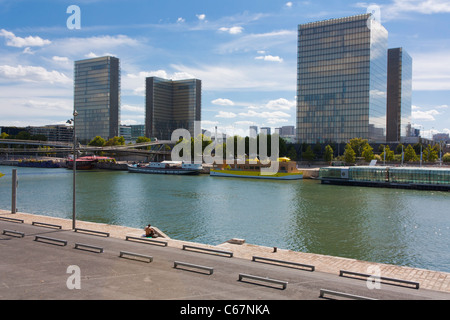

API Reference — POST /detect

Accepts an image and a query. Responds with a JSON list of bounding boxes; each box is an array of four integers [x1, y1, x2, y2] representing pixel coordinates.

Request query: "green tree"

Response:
[[287, 145, 297, 161], [423, 144, 438, 162], [104, 136, 125, 146], [381, 145, 394, 161], [404, 144, 418, 162], [88, 136, 106, 147], [303, 145, 315, 161], [362, 145, 374, 162], [324, 144, 334, 162], [0, 132, 9, 139], [443, 152, 450, 162], [348, 138, 369, 157], [343, 143, 356, 164]]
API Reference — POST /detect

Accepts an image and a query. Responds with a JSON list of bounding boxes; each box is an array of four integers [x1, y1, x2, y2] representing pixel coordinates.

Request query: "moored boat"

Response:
[[127, 161, 202, 175], [66, 156, 114, 170], [210, 157, 303, 180]]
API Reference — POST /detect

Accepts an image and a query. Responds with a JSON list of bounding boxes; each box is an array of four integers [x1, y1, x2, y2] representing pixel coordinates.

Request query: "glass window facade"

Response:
[[145, 77, 201, 140], [386, 48, 412, 142], [297, 14, 388, 144], [74, 56, 120, 143]]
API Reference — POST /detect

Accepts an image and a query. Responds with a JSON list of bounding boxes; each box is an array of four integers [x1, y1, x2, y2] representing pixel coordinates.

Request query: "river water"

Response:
[[0, 165, 449, 272]]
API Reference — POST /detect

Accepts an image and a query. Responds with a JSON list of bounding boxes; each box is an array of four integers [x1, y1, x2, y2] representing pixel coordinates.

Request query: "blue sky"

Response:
[[0, 0, 449, 139]]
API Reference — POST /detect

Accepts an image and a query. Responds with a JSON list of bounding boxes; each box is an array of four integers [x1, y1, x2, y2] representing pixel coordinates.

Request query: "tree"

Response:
[[0, 132, 9, 139], [287, 145, 297, 161], [362, 145, 374, 162], [443, 152, 450, 163], [381, 145, 394, 161], [423, 144, 438, 162], [348, 138, 369, 157], [324, 144, 334, 162], [104, 136, 125, 146], [404, 144, 418, 162], [88, 136, 106, 147], [303, 145, 315, 161], [343, 143, 356, 164]]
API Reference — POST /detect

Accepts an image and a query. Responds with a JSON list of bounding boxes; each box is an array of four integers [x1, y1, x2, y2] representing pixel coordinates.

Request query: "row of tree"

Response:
[[85, 134, 449, 164]]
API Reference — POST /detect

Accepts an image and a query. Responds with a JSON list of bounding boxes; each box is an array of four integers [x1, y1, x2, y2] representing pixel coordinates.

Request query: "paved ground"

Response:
[[1, 210, 449, 306]]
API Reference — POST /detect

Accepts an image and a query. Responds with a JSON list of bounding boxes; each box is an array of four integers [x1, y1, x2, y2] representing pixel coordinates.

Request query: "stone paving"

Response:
[[1, 209, 449, 293]]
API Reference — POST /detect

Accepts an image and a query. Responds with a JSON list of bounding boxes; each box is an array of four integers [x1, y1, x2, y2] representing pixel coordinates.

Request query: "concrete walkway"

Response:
[[1, 209, 449, 294]]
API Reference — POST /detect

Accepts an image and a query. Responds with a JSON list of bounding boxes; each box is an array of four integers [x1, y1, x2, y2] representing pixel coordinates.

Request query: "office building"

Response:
[[297, 14, 388, 144], [74, 56, 120, 142], [145, 77, 201, 140], [386, 47, 412, 142], [260, 127, 271, 135]]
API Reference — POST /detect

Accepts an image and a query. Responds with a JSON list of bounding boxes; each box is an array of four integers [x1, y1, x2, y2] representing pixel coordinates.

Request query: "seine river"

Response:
[[0, 165, 449, 273]]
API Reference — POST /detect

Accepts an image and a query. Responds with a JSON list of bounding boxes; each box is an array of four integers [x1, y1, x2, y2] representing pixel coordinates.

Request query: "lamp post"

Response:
[[67, 110, 78, 229]]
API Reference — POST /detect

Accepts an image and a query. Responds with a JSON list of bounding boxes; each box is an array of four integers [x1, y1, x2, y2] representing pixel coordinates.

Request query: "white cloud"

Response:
[[238, 109, 291, 119], [52, 56, 69, 63], [177, 17, 185, 23], [411, 105, 440, 121], [0, 29, 51, 48], [216, 30, 296, 54], [212, 98, 235, 106], [413, 50, 450, 90], [0, 64, 71, 84], [216, 111, 237, 118], [285, 2, 293, 8], [265, 98, 295, 110], [218, 26, 244, 34], [196, 14, 206, 21], [255, 55, 283, 62], [357, 0, 450, 21]]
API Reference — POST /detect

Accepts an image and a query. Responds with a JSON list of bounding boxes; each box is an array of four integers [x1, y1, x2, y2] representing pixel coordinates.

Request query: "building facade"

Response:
[[74, 56, 120, 143], [297, 14, 388, 144], [386, 47, 412, 142], [145, 77, 201, 140]]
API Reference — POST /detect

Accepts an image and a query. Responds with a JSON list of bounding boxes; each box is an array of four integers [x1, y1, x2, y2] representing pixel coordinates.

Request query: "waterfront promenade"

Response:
[[1, 209, 449, 300]]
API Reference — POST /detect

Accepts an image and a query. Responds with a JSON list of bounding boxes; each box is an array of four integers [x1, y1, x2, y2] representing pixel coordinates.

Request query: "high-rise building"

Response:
[[74, 56, 120, 142], [386, 47, 412, 142], [145, 77, 201, 140], [297, 14, 388, 144]]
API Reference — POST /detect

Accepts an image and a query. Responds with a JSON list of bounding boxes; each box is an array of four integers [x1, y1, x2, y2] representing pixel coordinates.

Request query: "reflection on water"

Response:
[[0, 165, 449, 272]]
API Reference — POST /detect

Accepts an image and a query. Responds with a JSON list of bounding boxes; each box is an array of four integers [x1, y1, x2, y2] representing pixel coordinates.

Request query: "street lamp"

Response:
[[67, 110, 78, 229]]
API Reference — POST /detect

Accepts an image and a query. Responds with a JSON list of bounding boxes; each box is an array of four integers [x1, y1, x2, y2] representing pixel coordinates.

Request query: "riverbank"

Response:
[[1, 209, 448, 293]]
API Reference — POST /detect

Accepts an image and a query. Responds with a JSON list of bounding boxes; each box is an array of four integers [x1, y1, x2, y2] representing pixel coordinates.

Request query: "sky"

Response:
[[0, 0, 449, 139]]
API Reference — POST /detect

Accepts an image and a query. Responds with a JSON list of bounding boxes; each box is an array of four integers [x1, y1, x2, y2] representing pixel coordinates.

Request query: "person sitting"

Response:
[[144, 224, 157, 238]]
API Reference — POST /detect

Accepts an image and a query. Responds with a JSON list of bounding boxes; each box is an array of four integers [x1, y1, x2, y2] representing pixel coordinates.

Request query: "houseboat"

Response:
[[127, 161, 202, 175], [210, 157, 303, 180]]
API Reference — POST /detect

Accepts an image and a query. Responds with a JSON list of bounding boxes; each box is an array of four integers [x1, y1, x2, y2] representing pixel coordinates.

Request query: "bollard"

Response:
[[11, 169, 17, 213]]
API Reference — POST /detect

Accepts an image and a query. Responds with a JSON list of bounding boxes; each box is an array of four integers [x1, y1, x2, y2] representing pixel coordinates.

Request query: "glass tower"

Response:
[[386, 47, 412, 142], [297, 14, 388, 144], [145, 77, 201, 140], [74, 56, 120, 143]]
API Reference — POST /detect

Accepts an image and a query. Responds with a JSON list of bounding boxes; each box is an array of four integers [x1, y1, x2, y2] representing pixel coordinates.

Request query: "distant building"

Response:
[[433, 133, 449, 143], [249, 125, 258, 138], [260, 127, 271, 135], [119, 125, 132, 142], [386, 47, 412, 142], [27, 125, 73, 142], [74, 56, 120, 143], [145, 77, 201, 140], [130, 124, 145, 140], [297, 14, 388, 144]]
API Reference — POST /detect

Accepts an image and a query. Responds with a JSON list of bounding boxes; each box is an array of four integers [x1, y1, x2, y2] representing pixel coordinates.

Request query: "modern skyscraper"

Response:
[[74, 56, 120, 142], [145, 77, 201, 140], [386, 47, 412, 142], [297, 14, 388, 144]]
